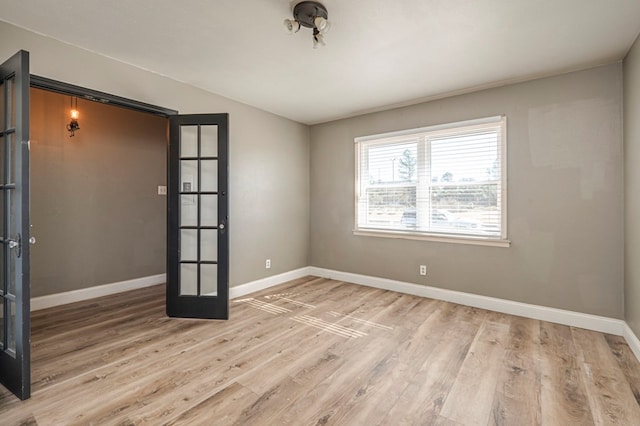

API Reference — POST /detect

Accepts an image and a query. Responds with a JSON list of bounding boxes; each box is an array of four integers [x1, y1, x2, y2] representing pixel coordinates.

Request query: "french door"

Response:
[[0, 50, 31, 400], [167, 114, 229, 319]]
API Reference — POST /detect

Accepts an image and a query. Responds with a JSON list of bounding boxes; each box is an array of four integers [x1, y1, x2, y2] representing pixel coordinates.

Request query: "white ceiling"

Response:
[[1, 0, 639, 125]]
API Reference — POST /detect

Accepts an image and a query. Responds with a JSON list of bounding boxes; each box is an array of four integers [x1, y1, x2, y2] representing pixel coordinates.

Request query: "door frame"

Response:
[[30, 75, 178, 118]]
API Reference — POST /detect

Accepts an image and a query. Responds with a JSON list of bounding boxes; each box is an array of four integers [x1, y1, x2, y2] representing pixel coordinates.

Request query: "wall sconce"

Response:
[[67, 96, 80, 137]]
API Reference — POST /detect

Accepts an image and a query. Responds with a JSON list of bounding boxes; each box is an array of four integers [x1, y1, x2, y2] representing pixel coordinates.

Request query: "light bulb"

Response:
[[71, 109, 79, 119], [283, 19, 300, 34], [314, 16, 330, 34]]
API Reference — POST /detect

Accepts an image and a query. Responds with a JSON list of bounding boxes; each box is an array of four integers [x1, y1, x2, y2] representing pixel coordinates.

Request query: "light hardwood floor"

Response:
[[1, 276, 640, 425]]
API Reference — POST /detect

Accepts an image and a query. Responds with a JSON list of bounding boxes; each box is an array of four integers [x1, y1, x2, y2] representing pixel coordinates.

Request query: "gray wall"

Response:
[[1, 20, 630, 321], [625, 34, 640, 337], [1, 21, 310, 292], [310, 64, 624, 318], [30, 88, 166, 297]]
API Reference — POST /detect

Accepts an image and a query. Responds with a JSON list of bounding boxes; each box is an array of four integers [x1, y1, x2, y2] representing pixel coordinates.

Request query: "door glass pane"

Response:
[[201, 125, 218, 157], [8, 300, 15, 352], [201, 229, 217, 261], [201, 264, 217, 296], [8, 245, 15, 296], [0, 134, 4, 184], [9, 133, 15, 185], [8, 77, 15, 129], [180, 264, 198, 296], [0, 245, 4, 294], [0, 190, 3, 239], [0, 297, 3, 349], [8, 188, 16, 296], [180, 125, 198, 158], [180, 195, 198, 227], [180, 229, 197, 261], [180, 160, 198, 192], [200, 160, 218, 192], [0, 81, 4, 130], [200, 195, 217, 226]]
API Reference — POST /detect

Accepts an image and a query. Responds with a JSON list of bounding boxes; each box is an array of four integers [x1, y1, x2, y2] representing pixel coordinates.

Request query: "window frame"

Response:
[[354, 115, 510, 247]]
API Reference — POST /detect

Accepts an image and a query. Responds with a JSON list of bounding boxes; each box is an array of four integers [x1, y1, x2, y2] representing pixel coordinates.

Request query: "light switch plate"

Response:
[[158, 185, 167, 195]]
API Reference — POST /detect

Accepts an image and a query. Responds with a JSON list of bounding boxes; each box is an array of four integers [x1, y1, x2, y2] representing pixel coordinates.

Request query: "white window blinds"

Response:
[[355, 116, 506, 241]]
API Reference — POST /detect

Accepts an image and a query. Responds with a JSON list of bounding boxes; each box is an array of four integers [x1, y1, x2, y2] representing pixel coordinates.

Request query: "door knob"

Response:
[[7, 234, 22, 257], [219, 223, 225, 230]]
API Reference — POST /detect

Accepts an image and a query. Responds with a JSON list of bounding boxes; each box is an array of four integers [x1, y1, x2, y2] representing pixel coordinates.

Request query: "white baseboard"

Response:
[[31, 274, 166, 311], [29, 267, 314, 311], [623, 323, 640, 362], [229, 267, 313, 299], [29, 266, 640, 364], [308, 267, 625, 336]]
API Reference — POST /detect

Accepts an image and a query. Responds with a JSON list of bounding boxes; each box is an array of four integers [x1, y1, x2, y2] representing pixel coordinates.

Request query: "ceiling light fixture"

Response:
[[67, 96, 80, 137], [284, 1, 330, 48]]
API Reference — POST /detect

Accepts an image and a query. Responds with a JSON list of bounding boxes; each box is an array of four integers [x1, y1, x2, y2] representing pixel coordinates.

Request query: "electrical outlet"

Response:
[[419, 265, 427, 276], [266, 259, 271, 269], [157, 185, 167, 195]]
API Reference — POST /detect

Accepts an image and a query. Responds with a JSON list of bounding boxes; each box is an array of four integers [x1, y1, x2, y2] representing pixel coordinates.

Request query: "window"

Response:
[[355, 116, 507, 245]]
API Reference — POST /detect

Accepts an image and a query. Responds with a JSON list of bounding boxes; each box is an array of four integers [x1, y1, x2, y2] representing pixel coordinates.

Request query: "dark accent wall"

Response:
[[30, 88, 167, 297]]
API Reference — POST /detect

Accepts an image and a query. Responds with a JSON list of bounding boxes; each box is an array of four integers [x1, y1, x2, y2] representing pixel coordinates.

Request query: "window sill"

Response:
[[353, 229, 511, 248]]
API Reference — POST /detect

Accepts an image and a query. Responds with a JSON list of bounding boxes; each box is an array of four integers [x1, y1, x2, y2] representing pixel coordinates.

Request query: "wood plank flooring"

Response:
[[1, 276, 640, 425]]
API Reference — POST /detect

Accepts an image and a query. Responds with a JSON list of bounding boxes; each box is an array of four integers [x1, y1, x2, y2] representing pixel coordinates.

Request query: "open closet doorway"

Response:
[[30, 87, 231, 320], [30, 88, 169, 303], [29, 77, 231, 325], [1, 49, 230, 401]]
